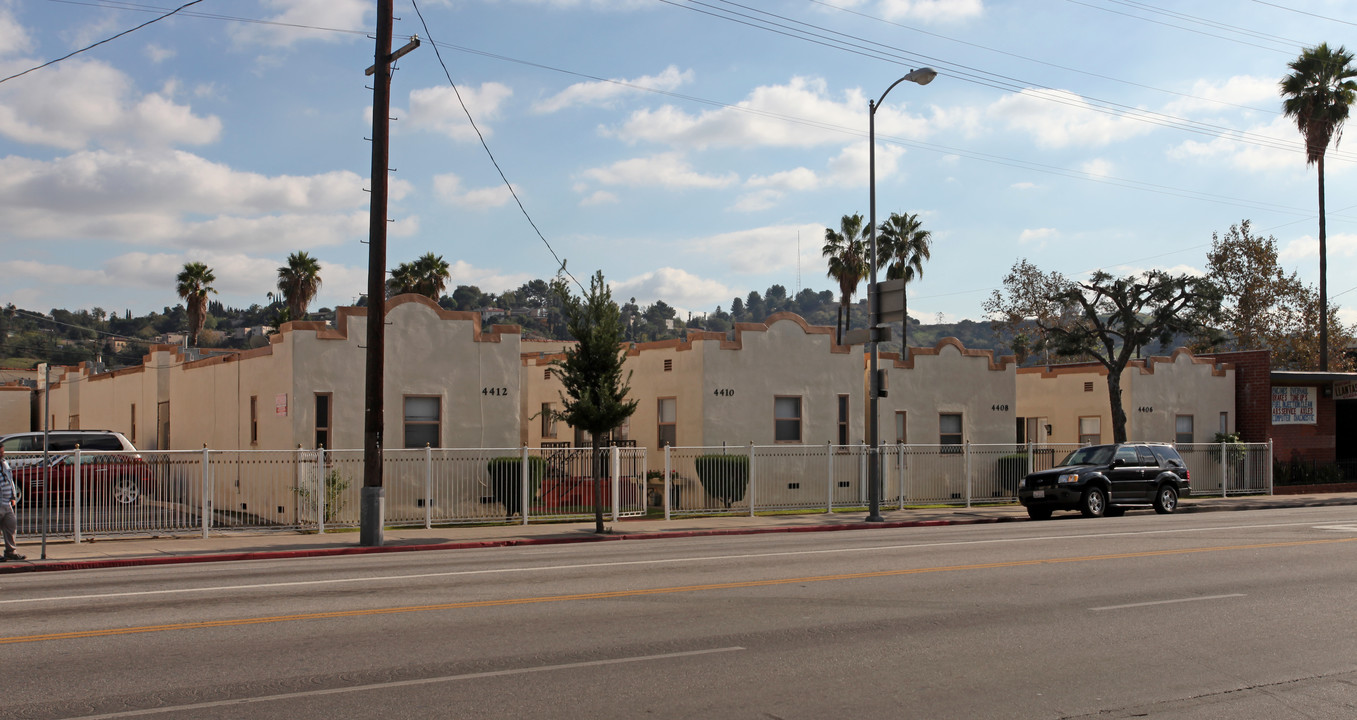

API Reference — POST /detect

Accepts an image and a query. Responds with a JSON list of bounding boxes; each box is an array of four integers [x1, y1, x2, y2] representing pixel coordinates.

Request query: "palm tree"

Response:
[[276, 251, 322, 323], [1281, 43, 1357, 371], [387, 252, 451, 301], [877, 211, 932, 356], [822, 214, 867, 345], [176, 261, 216, 347]]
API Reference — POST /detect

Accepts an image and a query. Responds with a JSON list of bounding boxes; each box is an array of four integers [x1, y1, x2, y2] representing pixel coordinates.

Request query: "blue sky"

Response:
[[1, 0, 1354, 327]]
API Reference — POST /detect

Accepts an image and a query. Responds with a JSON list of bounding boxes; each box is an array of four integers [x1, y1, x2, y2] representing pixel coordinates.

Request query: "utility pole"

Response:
[[360, 1, 418, 546]]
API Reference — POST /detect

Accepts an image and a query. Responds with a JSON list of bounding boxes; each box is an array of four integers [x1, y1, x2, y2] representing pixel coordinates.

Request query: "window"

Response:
[[315, 393, 331, 449], [774, 396, 802, 443], [404, 396, 441, 448], [1136, 446, 1156, 466], [1219, 412, 1229, 435], [837, 395, 850, 445], [541, 402, 557, 438], [129, 404, 136, 444], [657, 397, 676, 448], [895, 411, 907, 444], [1078, 416, 1100, 445], [1176, 415, 1194, 445], [1113, 445, 1138, 465], [250, 396, 258, 445], [939, 413, 963, 448]]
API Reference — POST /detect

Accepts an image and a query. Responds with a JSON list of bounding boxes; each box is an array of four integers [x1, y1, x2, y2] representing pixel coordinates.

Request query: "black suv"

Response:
[[1018, 443, 1191, 520]]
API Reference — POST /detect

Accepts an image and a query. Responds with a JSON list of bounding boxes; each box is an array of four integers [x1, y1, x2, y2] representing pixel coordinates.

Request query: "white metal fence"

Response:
[[12, 441, 1272, 540]]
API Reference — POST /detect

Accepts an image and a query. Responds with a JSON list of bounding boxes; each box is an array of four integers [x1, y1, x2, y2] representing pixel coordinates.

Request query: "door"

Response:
[[1107, 445, 1143, 502]]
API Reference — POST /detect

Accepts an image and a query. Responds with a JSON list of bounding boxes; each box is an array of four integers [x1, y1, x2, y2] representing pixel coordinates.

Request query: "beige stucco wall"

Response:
[[1016, 350, 1235, 445], [0, 385, 32, 435], [880, 338, 1017, 445]]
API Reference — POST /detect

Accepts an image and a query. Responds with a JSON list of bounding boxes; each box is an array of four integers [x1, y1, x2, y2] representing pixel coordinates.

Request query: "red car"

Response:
[[12, 453, 150, 506]]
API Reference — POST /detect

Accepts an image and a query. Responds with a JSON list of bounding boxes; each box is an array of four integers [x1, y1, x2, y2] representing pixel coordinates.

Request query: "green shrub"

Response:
[[1274, 459, 1345, 486], [994, 453, 1028, 495], [487, 455, 547, 517], [694, 454, 749, 509], [1208, 432, 1247, 465], [295, 468, 349, 523]]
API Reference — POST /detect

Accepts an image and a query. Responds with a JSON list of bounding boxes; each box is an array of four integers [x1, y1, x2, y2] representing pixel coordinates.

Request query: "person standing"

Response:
[[0, 446, 24, 561]]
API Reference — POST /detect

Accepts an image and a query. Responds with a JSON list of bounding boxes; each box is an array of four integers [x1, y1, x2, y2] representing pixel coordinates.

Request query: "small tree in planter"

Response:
[[487, 455, 547, 520], [694, 454, 749, 509], [295, 468, 350, 524], [550, 270, 639, 533]]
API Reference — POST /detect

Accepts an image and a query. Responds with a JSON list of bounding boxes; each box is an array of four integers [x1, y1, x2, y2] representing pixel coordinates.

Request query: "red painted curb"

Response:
[[0, 516, 1020, 574]]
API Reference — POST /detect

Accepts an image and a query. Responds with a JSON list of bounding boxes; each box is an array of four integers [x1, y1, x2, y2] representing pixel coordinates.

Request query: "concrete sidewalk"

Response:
[[6, 492, 1357, 574]]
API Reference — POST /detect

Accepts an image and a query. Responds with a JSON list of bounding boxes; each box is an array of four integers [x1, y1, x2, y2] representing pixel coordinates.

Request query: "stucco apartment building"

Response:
[[37, 295, 522, 452], [1015, 349, 1236, 447]]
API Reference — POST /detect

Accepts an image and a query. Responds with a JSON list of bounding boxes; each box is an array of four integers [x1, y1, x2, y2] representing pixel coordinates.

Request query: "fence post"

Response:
[[858, 443, 867, 505], [663, 445, 672, 521], [748, 442, 756, 517], [201, 446, 210, 539], [611, 445, 620, 522], [965, 440, 972, 509], [521, 445, 531, 527], [317, 446, 326, 535], [897, 443, 905, 509], [422, 444, 432, 530], [72, 446, 82, 544], [1220, 440, 1228, 498], [1267, 439, 1274, 495], [826, 442, 834, 513]]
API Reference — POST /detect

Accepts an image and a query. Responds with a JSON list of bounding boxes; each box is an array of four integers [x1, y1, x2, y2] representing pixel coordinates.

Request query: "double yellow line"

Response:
[[5, 536, 1352, 645]]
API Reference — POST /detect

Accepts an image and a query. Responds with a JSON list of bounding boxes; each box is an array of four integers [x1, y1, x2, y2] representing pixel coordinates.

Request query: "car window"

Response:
[[1136, 446, 1157, 466], [1150, 445, 1184, 467], [1061, 446, 1114, 466], [1113, 446, 1139, 465], [1, 436, 37, 452], [48, 435, 81, 452], [82, 436, 125, 451]]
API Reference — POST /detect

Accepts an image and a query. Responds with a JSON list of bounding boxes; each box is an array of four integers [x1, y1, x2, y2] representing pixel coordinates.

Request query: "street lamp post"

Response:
[[866, 67, 936, 523]]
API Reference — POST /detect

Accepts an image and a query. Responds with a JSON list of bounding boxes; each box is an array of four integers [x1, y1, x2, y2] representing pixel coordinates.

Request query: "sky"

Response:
[[0, 0, 1354, 328]]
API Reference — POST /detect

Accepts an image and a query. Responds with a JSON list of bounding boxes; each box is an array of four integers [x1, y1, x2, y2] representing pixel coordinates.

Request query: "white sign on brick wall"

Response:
[[1271, 386, 1316, 425]]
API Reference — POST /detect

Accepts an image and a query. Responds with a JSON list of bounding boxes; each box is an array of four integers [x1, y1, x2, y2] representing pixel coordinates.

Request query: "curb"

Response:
[[0, 515, 1021, 575]]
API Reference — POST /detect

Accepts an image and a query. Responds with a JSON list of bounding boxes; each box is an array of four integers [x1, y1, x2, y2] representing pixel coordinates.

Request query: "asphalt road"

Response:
[[5, 506, 1357, 719]]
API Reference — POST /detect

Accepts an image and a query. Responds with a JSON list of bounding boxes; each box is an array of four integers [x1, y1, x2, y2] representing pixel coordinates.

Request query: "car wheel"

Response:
[[111, 478, 141, 505], [1079, 488, 1107, 518], [1026, 506, 1053, 521], [1105, 506, 1126, 517], [1154, 485, 1178, 514]]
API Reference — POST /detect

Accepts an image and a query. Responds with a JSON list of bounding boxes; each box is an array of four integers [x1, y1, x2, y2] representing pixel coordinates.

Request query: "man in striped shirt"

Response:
[[0, 445, 24, 561]]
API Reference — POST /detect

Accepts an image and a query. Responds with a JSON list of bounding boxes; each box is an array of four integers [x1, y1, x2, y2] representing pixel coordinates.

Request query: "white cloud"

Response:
[[732, 189, 783, 213], [687, 223, 826, 275], [1019, 227, 1058, 250], [988, 88, 1153, 148], [1278, 232, 1357, 265], [580, 152, 737, 189], [405, 83, 513, 142], [1168, 114, 1301, 172], [446, 260, 535, 295], [230, 0, 370, 46], [433, 173, 516, 209], [612, 267, 736, 312], [1081, 158, 1113, 178], [1163, 75, 1278, 117], [0, 58, 221, 150], [746, 167, 819, 192], [610, 76, 931, 150], [826, 142, 905, 187], [144, 43, 175, 63], [0, 150, 401, 252], [1011, 182, 1038, 190], [877, 0, 983, 22], [534, 65, 692, 113], [0, 4, 33, 57], [579, 190, 618, 206]]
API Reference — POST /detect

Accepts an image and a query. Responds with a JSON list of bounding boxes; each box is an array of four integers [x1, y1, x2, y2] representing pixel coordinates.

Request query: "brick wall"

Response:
[[1199, 350, 1270, 443], [1270, 392, 1337, 463]]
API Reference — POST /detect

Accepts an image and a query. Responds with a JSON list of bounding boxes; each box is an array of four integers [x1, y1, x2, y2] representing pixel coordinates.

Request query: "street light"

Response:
[[866, 67, 936, 523]]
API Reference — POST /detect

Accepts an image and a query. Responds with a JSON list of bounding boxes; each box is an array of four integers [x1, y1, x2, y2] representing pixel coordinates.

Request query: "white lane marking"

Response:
[[1091, 593, 1246, 611], [64, 646, 746, 719], [1313, 524, 1357, 532], [3, 518, 1345, 606]]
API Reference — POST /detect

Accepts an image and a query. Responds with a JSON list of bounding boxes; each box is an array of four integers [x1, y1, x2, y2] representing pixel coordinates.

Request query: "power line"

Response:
[[1247, 0, 1357, 28], [408, 0, 584, 295], [1, 0, 205, 85]]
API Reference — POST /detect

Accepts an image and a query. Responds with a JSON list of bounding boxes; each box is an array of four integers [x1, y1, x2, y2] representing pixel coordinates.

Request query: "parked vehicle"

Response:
[[1, 431, 148, 506], [1018, 443, 1191, 520]]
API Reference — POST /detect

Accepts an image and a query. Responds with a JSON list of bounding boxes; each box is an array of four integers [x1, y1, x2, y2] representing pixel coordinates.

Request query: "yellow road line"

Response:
[[4, 536, 1352, 645]]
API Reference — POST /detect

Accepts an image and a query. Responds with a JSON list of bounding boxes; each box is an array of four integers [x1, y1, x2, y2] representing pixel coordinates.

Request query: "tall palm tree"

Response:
[[276, 251, 323, 323], [877, 211, 932, 356], [822, 214, 867, 345], [176, 261, 216, 347], [387, 252, 451, 301], [1281, 42, 1357, 371]]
